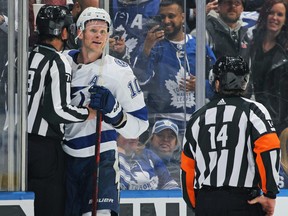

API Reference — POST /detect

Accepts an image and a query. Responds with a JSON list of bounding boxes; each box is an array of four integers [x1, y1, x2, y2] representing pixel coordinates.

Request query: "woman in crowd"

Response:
[[251, 0, 288, 188], [117, 133, 179, 190], [146, 119, 181, 184]]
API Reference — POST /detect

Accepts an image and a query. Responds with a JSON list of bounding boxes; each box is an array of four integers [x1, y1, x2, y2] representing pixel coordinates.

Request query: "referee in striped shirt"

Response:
[[181, 56, 280, 216], [27, 6, 95, 216]]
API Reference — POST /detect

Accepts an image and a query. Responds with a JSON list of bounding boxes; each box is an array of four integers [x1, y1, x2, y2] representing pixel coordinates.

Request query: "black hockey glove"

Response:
[[89, 85, 124, 127]]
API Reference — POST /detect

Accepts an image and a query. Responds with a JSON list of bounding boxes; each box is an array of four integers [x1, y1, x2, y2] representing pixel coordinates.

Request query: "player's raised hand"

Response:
[[89, 85, 124, 126]]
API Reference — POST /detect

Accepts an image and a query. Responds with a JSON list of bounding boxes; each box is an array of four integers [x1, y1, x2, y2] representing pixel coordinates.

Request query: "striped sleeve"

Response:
[[254, 133, 280, 198], [249, 101, 281, 198], [181, 151, 196, 208], [181, 126, 197, 208], [28, 48, 90, 138], [42, 53, 89, 124]]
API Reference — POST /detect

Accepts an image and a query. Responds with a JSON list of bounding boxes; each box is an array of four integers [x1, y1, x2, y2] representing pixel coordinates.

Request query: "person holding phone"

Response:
[[134, 0, 216, 138], [110, 0, 161, 65]]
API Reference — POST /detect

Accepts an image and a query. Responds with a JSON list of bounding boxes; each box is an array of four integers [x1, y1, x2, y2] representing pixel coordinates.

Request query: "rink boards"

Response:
[[0, 190, 287, 216], [120, 190, 288, 216]]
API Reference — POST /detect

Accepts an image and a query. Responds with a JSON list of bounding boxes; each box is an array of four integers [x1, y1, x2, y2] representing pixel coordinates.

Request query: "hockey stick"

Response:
[[91, 43, 106, 216], [92, 110, 102, 216]]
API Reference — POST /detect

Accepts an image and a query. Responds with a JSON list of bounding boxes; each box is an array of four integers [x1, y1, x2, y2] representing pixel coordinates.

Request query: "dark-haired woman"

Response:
[[251, 0, 288, 190]]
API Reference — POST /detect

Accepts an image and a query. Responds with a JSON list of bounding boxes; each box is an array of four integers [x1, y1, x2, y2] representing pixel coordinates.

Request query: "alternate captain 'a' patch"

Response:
[[114, 58, 129, 67]]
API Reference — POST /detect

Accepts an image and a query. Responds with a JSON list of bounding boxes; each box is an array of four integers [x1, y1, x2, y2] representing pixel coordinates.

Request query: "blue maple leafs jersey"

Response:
[[119, 148, 179, 190], [111, 0, 161, 63], [62, 50, 149, 157], [134, 35, 216, 120]]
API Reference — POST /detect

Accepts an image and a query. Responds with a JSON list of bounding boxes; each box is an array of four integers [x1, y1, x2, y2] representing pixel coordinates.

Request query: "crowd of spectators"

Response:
[[117, 132, 180, 190], [113, 0, 288, 193]]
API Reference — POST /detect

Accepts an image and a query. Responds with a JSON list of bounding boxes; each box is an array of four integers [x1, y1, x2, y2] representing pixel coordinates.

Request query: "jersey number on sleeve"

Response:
[[128, 78, 142, 98]]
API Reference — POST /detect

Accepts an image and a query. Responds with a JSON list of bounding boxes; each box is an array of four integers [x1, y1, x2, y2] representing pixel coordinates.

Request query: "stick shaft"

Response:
[[92, 111, 102, 216], [92, 45, 106, 216]]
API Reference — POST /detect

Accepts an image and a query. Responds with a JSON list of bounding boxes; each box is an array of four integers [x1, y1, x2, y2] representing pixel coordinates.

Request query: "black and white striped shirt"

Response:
[[27, 44, 89, 139], [182, 95, 280, 207]]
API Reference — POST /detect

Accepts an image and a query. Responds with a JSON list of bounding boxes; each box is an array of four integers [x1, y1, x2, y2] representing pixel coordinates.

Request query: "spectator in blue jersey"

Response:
[[134, 0, 216, 134], [117, 133, 179, 190], [62, 7, 148, 216], [109, 0, 161, 64], [109, 29, 131, 64], [182, 56, 280, 216], [146, 119, 181, 184]]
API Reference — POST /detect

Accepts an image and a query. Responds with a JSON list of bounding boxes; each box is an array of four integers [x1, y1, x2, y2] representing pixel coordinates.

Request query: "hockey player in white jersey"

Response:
[[62, 7, 149, 216]]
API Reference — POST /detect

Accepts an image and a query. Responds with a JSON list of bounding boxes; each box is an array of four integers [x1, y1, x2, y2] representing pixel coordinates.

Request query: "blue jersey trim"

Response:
[[64, 129, 117, 149], [102, 129, 118, 143], [68, 49, 80, 63], [128, 106, 148, 121]]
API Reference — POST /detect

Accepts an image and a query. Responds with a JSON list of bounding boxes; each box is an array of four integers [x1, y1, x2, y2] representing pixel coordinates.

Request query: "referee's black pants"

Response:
[[195, 187, 266, 216], [28, 134, 65, 216]]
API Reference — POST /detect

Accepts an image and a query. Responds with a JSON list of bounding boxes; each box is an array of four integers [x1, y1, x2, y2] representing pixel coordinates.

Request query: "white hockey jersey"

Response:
[[62, 50, 149, 157]]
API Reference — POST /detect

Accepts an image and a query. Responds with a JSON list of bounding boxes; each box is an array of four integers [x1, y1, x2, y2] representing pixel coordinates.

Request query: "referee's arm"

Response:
[[42, 57, 89, 123], [181, 136, 196, 209], [254, 132, 280, 198]]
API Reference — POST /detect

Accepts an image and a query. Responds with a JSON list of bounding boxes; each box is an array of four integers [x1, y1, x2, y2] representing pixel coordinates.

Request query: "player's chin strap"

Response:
[[74, 30, 83, 45], [98, 39, 107, 85]]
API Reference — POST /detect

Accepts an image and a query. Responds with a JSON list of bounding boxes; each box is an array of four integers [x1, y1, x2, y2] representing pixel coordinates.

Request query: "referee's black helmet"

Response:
[[209, 56, 249, 91], [36, 5, 74, 37]]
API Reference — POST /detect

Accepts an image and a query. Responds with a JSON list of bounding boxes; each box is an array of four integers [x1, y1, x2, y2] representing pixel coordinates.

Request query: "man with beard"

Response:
[[192, 0, 252, 98], [197, 0, 250, 64], [133, 0, 216, 137]]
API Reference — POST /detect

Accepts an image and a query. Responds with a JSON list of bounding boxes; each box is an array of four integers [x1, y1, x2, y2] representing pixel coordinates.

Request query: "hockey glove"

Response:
[[89, 85, 124, 127]]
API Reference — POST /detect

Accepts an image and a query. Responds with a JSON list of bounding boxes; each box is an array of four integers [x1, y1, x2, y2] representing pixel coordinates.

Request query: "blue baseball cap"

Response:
[[152, 120, 179, 137]]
